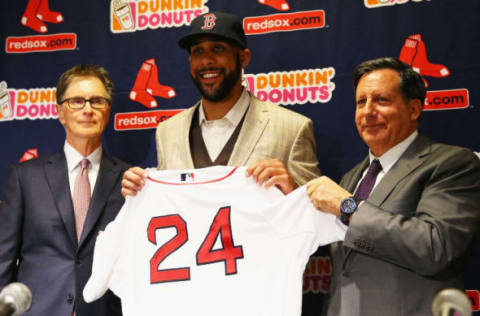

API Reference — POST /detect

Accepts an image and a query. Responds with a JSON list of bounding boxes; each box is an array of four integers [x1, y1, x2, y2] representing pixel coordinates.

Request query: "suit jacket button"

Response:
[[75, 257, 81, 265], [67, 293, 74, 304]]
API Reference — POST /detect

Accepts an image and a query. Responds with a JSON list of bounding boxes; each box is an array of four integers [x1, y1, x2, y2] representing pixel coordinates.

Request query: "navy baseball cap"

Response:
[[178, 11, 247, 51]]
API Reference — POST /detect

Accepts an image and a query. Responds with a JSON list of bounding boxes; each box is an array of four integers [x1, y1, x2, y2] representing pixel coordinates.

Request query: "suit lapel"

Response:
[[341, 157, 370, 193], [44, 152, 77, 249], [79, 152, 122, 246], [368, 134, 431, 207], [229, 97, 269, 166]]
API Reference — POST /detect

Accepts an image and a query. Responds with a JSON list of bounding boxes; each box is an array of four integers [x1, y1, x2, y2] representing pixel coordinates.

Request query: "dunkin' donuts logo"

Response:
[[303, 256, 331, 294], [110, 0, 209, 33], [243, 10, 325, 35], [365, 0, 431, 8], [245, 67, 335, 106], [0, 82, 58, 122]]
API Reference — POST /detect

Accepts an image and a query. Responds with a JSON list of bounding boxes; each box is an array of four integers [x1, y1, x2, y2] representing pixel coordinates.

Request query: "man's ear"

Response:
[[409, 98, 423, 121], [239, 48, 251, 69], [56, 104, 66, 126]]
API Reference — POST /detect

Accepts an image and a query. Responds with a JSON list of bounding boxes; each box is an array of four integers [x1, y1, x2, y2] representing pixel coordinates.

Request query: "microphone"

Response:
[[432, 288, 472, 316], [0, 283, 32, 316]]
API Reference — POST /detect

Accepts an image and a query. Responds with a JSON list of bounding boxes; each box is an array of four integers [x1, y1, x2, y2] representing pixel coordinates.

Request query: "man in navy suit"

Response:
[[0, 64, 130, 316]]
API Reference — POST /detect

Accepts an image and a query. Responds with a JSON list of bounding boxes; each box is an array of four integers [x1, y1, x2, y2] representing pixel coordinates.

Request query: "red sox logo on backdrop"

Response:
[[257, 0, 291, 12], [129, 58, 176, 108], [5, 0, 77, 54], [365, 0, 431, 8], [243, 10, 326, 36], [114, 59, 181, 131], [19, 149, 40, 163], [398, 34, 469, 111], [466, 290, 480, 312], [20, 0, 64, 33]]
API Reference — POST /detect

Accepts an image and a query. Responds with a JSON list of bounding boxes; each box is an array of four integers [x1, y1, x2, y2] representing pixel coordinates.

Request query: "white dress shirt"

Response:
[[64, 141, 102, 197], [198, 89, 250, 161]]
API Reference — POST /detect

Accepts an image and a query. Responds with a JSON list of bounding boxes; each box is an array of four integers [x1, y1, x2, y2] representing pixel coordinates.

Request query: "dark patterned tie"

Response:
[[73, 159, 91, 241], [354, 159, 382, 200]]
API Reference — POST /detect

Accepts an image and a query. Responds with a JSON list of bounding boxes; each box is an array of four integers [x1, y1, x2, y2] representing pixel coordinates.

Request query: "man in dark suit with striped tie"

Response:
[[0, 64, 130, 316]]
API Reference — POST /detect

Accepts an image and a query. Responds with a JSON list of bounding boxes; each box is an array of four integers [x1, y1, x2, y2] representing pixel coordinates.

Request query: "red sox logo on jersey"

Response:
[[201, 13, 216, 30]]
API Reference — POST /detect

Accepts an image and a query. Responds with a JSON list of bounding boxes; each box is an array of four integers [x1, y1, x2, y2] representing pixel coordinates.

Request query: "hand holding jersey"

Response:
[[121, 166, 148, 197], [85, 166, 345, 316], [122, 158, 298, 197]]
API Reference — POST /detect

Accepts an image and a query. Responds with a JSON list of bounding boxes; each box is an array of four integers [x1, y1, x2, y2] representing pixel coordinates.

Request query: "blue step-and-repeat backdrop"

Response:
[[1, 0, 479, 314]]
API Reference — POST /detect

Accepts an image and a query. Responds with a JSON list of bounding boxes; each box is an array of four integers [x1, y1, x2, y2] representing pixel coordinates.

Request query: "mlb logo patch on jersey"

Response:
[[180, 172, 195, 182]]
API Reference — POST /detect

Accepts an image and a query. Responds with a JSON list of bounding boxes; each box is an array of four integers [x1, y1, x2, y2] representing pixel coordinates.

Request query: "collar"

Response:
[[369, 130, 418, 174], [198, 88, 250, 126], [64, 141, 102, 173]]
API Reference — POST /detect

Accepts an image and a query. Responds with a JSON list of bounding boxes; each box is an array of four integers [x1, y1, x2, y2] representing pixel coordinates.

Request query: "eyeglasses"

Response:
[[60, 97, 111, 110]]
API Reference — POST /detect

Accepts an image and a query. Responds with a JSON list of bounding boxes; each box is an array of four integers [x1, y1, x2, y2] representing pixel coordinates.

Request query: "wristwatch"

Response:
[[340, 197, 362, 226]]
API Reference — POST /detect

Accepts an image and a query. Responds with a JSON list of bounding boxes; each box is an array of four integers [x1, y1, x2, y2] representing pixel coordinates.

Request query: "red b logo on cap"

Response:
[[201, 13, 216, 30]]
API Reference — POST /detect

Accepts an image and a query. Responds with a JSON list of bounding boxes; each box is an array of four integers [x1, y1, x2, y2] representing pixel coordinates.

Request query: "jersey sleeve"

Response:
[[263, 186, 346, 252]]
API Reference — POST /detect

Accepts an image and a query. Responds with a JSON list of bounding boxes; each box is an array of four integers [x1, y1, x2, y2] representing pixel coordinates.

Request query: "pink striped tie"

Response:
[[73, 159, 91, 241]]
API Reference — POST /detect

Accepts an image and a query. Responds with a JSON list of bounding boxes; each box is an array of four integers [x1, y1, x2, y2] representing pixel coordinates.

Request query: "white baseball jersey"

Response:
[[84, 166, 346, 316]]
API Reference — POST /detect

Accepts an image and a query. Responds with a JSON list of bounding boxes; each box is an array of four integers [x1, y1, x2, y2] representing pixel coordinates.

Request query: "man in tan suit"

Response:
[[122, 11, 321, 195]]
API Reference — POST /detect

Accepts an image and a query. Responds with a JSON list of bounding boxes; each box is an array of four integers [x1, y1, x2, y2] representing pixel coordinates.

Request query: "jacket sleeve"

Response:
[[288, 118, 322, 186], [0, 165, 24, 288], [344, 148, 480, 276]]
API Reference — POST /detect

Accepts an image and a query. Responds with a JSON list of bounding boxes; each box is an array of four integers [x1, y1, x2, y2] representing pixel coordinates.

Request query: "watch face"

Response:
[[341, 198, 357, 214]]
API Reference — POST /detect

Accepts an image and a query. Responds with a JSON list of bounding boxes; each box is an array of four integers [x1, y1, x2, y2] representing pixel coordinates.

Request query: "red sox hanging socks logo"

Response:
[[19, 148, 39, 163], [258, 0, 290, 11], [21, 0, 64, 33], [398, 34, 470, 111], [399, 34, 450, 88], [129, 58, 176, 108]]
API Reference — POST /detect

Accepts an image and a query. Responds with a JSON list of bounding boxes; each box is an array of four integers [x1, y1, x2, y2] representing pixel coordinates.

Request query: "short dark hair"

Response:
[[353, 57, 426, 105], [56, 64, 114, 104]]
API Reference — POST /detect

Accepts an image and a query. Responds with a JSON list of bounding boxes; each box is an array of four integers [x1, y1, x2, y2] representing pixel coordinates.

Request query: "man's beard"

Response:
[[191, 55, 242, 102]]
